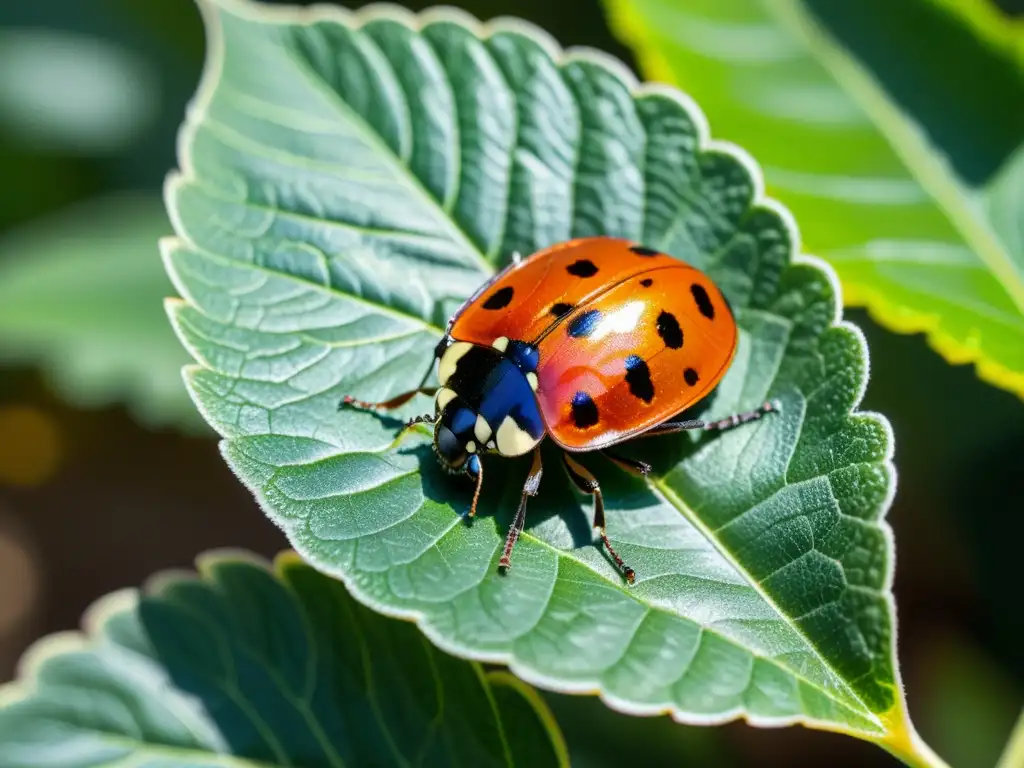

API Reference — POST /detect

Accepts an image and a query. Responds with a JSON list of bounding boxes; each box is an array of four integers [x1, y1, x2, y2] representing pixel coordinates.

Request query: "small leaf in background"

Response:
[[162, 0, 942, 764], [0, 550, 568, 767], [604, 0, 1024, 400], [0, 193, 204, 431], [0, 29, 160, 154]]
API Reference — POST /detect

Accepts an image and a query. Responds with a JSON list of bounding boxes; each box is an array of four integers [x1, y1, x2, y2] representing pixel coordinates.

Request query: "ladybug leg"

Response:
[[600, 449, 651, 477], [642, 399, 780, 437], [339, 345, 442, 413], [561, 453, 636, 585], [341, 387, 437, 412], [499, 448, 543, 573], [465, 455, 484, 518]]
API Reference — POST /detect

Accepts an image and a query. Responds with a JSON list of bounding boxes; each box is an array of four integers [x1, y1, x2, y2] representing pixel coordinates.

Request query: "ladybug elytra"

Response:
[[343, 237, 778, 583]]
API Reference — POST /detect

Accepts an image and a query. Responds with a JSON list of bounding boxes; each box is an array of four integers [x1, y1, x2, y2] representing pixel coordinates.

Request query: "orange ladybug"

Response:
[[343, 237, 777, 583]]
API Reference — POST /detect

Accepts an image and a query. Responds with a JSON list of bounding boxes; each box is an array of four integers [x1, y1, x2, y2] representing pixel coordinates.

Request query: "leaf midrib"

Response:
[[226, 320, 882, 727], [276, 15, 496, 276], [325, 429, 884, 730], [194, 0, 895, 736], [764, 0, 1024, 316], [648, 475, 882, 726], [514, 519, 882, 732]]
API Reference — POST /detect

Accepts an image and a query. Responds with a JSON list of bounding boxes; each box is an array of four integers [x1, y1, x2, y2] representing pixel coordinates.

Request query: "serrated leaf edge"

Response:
[[0, 549, 571, 768], [0, 584, 281, 768], [164, 0, 934, 760]]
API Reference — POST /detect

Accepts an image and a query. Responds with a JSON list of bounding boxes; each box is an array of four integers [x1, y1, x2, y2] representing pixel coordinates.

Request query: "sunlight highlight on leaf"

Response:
[[157, 0, 946, 765]]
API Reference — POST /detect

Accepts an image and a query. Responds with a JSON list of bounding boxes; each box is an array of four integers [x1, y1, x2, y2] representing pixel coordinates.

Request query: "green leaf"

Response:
[[162, 0, 943, 764], [0, 550, 569, 768], [0, 194, 203, 431], [605, 0, 1024, 399]]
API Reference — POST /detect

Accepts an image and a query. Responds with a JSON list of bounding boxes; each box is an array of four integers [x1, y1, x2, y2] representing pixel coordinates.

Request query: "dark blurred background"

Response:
[[0, 1, 1022, 766]]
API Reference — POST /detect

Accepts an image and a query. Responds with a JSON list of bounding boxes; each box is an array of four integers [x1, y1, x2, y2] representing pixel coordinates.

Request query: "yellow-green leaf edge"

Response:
[[605, 0, 1024, 400]]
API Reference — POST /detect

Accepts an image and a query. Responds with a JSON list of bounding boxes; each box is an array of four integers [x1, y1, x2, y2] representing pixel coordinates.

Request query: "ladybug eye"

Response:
[[434, 424, 467, 470]]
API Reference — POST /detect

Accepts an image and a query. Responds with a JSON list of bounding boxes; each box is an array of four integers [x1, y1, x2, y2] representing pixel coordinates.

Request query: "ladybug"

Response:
[[342, 237, 777, 583]]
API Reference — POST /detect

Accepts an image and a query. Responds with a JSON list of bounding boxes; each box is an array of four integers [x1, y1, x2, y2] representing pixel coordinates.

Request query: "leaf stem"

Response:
[[881, 738, 952, 768], [876, 708, 951, 768], [996, 708, 1024, 768]]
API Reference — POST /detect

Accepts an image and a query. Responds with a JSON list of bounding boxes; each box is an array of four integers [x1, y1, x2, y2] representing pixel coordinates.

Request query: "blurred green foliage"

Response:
[[0, 1, 1021, 767], [0, 195, 201, 430], [606, 0, 1024, 400]]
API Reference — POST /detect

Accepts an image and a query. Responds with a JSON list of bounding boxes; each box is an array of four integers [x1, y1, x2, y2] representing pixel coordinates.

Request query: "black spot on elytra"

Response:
[[571, 391, 599, 428], [629, 245, 659, 257], [550, 302, 574, 319], [483, 286, 514, 310], [684, 368, 700, 386], [568, 309, 602, 338], [691, 283, 715, 319], [656, 311, 683, 349], [624, 355, 654, 403], [566, 259, 599, 278], [640, 278, 653, 287]]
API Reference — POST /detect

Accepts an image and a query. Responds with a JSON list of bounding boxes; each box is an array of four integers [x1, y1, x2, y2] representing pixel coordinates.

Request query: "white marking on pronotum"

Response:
[[435, 387, 456, 411], [526, 372, 539, 391], [437, 341, 472, 385], [466, 441, 477, 453], [474, 414, 492, 442], [491, 336, 509, 352], [495, 415, 541, 456]]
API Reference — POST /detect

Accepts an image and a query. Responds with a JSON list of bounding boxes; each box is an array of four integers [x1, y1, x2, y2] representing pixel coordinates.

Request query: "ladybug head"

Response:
[[430, 395, 480, 479], [434, 423, 481, 477], [433, 420, 468, 473]]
